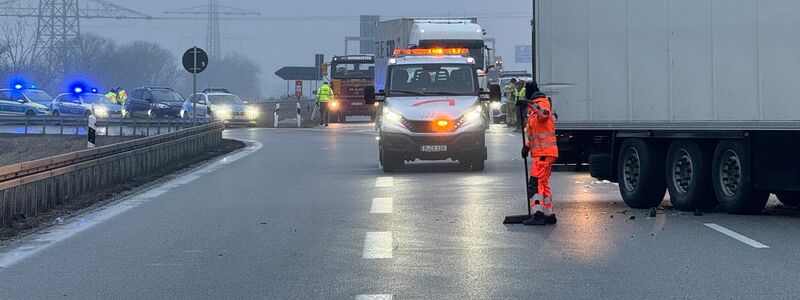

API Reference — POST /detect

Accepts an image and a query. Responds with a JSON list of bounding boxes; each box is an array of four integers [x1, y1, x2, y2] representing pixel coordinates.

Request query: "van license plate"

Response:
[[421, 145, 447, 152]]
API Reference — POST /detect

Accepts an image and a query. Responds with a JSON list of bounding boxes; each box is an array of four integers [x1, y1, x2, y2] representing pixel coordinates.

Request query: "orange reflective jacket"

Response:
[[526, 96, 558, 158]]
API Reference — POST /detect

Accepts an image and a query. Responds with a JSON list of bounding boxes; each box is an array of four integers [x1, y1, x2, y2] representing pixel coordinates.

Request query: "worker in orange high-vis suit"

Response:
[[520, 82, 558, 225]]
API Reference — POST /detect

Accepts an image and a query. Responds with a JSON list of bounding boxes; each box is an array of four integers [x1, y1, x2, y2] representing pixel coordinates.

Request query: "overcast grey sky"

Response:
[[83, 0, 533, 96]]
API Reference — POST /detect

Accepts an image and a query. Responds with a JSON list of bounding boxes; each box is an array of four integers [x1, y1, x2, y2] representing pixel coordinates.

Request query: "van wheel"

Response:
[[666, 140, 716, 211], [711, 140, 769, 214], [776, 192, 800, 207], [380, 150, 403, 173], [617, 138, 667, 209]]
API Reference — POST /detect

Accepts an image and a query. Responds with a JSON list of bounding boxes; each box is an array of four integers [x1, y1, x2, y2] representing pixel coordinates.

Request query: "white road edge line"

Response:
[[375, 177, 394, 187], [356, 295, 393, 300], [363, 232, 393, 259], [704, 223, 770, 249], [506, 133, 516, 137], [370, 197, 393, 214], [0, 139, 264, 269]]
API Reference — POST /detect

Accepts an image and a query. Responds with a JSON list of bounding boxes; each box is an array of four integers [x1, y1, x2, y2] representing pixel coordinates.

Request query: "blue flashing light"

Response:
[[90, 88, 99, 94], [14, 84, 23, 90], [29, 84, 36, 89], [74, 87, 84, 94]]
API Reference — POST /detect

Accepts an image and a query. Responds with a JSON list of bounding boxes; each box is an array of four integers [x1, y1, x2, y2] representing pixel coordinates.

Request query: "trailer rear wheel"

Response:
[[617, 138, 667, 208], [666, 141, 716, 211], [712, 140, 769, 214], [589, 153, 612, 180], [776, 192, 800, 207]]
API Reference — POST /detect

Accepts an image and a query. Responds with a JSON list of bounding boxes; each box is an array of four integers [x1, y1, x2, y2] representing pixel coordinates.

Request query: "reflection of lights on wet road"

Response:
[[548, 173, 618, 262]]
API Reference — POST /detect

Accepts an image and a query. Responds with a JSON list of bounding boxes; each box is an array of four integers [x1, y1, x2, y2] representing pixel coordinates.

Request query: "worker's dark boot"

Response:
[[545, 213, 557, 225], [523, 211, 547, 226]]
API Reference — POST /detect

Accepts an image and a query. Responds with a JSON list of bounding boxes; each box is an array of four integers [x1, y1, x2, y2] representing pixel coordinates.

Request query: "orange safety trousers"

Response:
[[532, 156, 556, 200]]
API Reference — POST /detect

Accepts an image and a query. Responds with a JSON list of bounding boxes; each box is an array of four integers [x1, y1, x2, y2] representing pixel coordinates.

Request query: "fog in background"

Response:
[[28, 0, 533, 97]]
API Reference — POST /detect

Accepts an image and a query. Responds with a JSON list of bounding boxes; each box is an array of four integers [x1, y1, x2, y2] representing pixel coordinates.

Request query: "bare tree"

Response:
[[114, 41, 182, 89], [0, 18, 36, 74], [178, 53, 262, 99]]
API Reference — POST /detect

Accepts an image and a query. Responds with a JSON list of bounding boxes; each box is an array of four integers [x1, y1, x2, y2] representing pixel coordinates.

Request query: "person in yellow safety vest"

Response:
[[116, 88, 128, 104], [514, 80, 527, 132], [316, 82, 335, 126], [503, 78, 519, 128], [105, 87, 127, 105]]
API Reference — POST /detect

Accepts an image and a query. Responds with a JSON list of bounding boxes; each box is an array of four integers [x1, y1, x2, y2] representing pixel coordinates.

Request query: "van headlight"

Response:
[[465, 106, 483, 123], [382, 107, 403, 125], [490, 102, 501, 110]]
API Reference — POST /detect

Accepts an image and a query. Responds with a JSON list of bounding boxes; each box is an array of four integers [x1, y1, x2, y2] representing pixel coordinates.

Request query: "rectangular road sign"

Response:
[[515, 45, 532, 63]]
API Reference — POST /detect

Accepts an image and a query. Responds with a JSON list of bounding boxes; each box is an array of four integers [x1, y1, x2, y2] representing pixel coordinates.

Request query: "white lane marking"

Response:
[[363, 232, 393, 259], [356, 295, 393, 300], [704, 223, 770, 249], [0, 139, 263, 269], [506, 133, 516, 137], [370, 197, 393, 214], [375, 177, 394, 187]]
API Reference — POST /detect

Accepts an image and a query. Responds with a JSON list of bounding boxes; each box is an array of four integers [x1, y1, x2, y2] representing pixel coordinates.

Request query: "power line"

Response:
[[0, 0, 153, 75], [164, 0, 259, 60]]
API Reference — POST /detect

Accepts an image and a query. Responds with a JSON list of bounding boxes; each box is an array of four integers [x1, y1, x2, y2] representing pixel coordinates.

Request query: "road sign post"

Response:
[[183, 47, 209, 126], [295, 80, 303, 127]]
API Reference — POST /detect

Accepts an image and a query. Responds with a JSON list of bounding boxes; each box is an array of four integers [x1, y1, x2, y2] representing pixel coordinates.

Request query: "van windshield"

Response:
[[388, 64, 476, 97]]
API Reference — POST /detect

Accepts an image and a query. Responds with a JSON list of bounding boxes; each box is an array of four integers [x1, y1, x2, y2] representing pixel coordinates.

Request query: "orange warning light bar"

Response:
[[393, 48, 470, 56]]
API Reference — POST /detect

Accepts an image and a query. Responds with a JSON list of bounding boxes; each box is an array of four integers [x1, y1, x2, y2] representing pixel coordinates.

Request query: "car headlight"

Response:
[[216, 108, 231, 120], [490, 102, 501, 109], [93, 106, 109, 118], [329, 101, 339, 110], [37, 107, 48, 112], [155, 103, 169, 109], [246, 107, 259, 119], [383, 107, 403, 125]]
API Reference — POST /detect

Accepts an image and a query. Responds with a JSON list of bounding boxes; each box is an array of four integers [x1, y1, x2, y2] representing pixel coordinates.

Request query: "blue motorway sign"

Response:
[[515, 45, 532, 63]]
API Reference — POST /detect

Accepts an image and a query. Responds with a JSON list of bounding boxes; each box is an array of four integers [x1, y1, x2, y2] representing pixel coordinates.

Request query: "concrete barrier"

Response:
[[0, 122, 224, 227]]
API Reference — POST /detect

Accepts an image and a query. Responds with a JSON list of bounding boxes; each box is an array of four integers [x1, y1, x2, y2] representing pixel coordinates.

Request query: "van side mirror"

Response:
[[364, 86, 386, 104]]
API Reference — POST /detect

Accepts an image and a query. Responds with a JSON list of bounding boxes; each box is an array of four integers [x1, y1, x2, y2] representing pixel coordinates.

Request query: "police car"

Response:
[[188, 88, 258, 126], [51, 88, 123, 118], [365, 48, 500, 172], [0, 85, 52, 116]]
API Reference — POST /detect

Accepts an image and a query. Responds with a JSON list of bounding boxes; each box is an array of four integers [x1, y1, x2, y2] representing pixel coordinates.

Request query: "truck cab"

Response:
[[329, 55, 376, 122], [365, 48, 500, 172]]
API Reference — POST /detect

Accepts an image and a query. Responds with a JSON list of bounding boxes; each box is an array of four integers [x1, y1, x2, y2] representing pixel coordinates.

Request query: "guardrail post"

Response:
[[42, 117, 46, 135], [59, 117, 64, 135], [146, 119, 151, 136], [157, 119, 162, 135], [274, 103, 280, 128], [296, 101, 301, 128], [24, 117, 28, 134]]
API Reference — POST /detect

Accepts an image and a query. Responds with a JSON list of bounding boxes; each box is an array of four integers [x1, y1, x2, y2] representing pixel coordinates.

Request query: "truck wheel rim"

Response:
[[622, 147, 641, 192], [672, 149, 693, 195], [719, 149, 742, 197]]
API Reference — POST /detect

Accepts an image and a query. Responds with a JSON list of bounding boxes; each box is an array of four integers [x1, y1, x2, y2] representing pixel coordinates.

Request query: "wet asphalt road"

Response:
[[2, 124, 800, 299]]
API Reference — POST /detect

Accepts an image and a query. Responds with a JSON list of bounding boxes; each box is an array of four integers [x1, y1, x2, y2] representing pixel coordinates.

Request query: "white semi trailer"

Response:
[[535, 0, 800, 214]]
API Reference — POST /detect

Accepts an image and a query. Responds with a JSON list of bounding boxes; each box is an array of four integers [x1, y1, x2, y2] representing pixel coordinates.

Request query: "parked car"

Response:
[[123, 87, 185, 118], [52, 92, 123, 118]]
